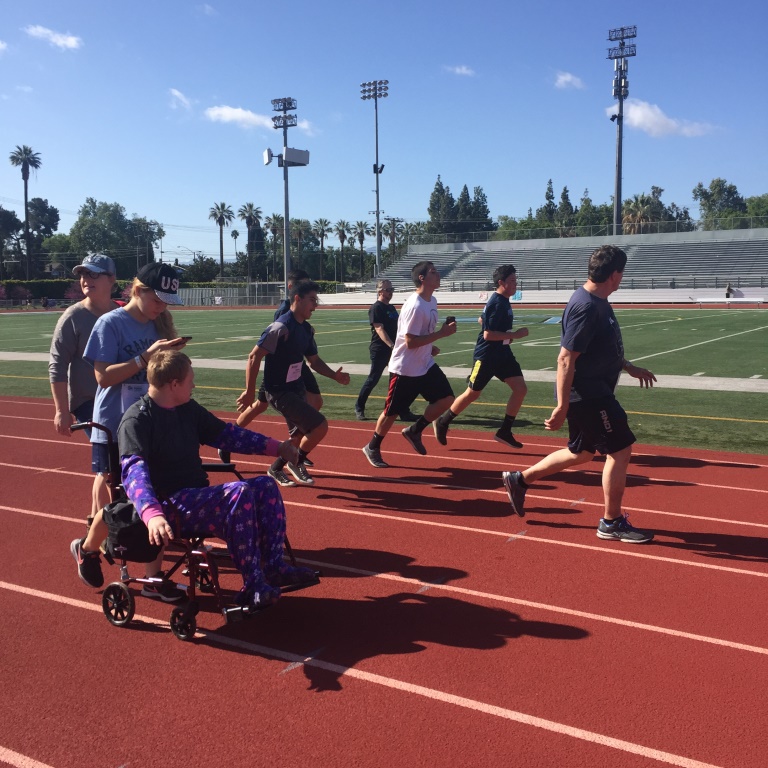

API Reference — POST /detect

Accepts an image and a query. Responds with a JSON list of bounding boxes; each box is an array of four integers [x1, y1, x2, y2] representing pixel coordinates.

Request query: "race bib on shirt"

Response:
[[286, 361, 303, 383], [121, 382, 146, 413]]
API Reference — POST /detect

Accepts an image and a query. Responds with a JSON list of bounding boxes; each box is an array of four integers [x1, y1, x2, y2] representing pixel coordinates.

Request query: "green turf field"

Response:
[[2, 306, 766, 454]]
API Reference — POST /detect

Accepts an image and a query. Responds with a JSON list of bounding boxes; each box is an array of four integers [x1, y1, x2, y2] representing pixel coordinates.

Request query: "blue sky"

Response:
[[1, 0, 766, 263]]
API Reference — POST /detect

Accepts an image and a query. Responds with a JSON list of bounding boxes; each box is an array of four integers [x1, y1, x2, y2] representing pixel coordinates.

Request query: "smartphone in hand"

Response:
[[445, 316, 456, 324]]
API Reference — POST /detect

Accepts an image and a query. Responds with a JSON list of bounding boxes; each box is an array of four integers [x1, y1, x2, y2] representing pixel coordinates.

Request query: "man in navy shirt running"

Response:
[[433, 264, 529, 448], [501, 245, 657, 543], [237, 280, 350, 486]]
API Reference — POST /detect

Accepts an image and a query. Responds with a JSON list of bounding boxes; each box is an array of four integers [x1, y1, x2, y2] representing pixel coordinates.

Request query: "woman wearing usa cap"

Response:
[[70, 262, 189, 595], [49, 253, 121, 527]]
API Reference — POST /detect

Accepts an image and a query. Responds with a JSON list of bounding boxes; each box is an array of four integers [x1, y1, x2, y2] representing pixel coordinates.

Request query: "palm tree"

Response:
[[208, 202, 234, 277], [333, 220, 350, 284], [381, 219, 405, 268], [231, 229, 239, 253], [238, 203, 262, 280], [265, 213, 284, 281], [351, 221, 373, 282], [9, 145, 42, 279], [622, 194, 652, 235], [312, 218, 332, 280]]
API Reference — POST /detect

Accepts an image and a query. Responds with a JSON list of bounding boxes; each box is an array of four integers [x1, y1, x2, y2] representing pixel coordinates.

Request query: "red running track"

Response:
[[1, 395, 767, 768]]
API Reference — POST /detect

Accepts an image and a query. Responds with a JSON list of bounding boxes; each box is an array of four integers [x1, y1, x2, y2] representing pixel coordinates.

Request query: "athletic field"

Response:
[[1, 305, 766, 454]]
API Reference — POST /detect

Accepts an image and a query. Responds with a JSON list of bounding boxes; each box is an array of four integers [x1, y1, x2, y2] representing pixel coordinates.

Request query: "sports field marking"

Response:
[[632, 324, 768, 363], [0, 580, 728, 768], [0, 745, 57, 768]]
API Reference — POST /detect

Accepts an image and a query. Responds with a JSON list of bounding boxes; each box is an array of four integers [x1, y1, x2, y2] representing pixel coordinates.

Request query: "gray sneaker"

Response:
[[433, 417, 449, 446], [597, 515, 654, 543], [268, 467, 296, 487], [401, 426, 427, 455], [355, 407, 366, 421], [501, 471, 526, 518], [286, 462, 315, 485], [362, 444, 390, 468]]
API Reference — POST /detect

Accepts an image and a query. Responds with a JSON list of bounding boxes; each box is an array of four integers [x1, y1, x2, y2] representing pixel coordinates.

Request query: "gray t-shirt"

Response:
[[48, 302, 103, 411]]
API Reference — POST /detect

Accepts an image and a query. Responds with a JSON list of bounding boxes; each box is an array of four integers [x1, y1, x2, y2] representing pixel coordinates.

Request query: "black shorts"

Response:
[[467, 354, 523, 391], [566, 396, 635, 456], [384, 365, 454, 417], [267, 389, 326, 438], [301, 363, 321, 395]]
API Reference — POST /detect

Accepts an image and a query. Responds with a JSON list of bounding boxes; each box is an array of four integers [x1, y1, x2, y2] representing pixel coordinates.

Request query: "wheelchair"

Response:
[[72, 421, 319, 641]]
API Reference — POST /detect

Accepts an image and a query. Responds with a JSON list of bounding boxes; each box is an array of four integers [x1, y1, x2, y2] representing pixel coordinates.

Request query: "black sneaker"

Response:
[[286, 462, 315, 485], [401, 425, 427, 455], [494, 430, 523, 449], [362, 444, 390, 468], [70, 538, 104, 588], [302, 456, 314, 467], [597, 515, 654, 543], [141, 574, 185, 602], [355, 407, 366, 421], [501, 471, 526, 518], [433, 417, 449, 446], [268, 467, 296, 487]]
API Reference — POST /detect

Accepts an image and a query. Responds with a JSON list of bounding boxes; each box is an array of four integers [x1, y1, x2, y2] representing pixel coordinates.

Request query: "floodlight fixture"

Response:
[[606, 25, 637, 237], [271, 97, 297, 112], [360, 79, 390, 277], [272, 113, 298, 130]]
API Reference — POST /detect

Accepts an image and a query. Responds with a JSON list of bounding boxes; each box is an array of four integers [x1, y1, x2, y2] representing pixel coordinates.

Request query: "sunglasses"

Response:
[[80, 270, 109, 280]]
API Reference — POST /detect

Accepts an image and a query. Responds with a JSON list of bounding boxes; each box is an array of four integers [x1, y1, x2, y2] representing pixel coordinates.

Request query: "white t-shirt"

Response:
[[388, 292, 438, 377]]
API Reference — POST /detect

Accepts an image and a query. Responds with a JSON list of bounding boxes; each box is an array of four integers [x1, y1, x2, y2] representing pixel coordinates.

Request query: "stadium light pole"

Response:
[[271, 97, 299, 296], [607, 25, 637, 237], [360, 80, 388, 278]]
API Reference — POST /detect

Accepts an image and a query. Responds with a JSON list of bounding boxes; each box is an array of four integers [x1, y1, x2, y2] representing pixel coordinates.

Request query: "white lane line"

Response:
[[0, 746, 57, 768], [0, 580, 726, 768], [5, 508, 768, 655]]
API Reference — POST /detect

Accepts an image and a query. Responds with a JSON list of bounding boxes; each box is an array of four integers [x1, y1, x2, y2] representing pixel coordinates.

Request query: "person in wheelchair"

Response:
[[118, 350, 316, 608]]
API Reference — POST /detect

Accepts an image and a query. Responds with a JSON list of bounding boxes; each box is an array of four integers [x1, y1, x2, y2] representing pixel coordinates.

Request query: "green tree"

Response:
[[40, 233, 73, 273], [312, 218, 332, 280], [622, 193, 652, 234], [351, 221, 372, 281], [9, 144, 42, 279], [69, 199, 163, 278], [535, 179, 557, 227], [238, 203, 263, 280], [231, 229, 240, 261], [333, 220, 350, 283], [209, 203, 234, 277], [556, 186, 575, 235], [182, 253, 220, 282], [28, 198, 60, 266], [693, 178, 747, 230], [746, 194, 768, 225], [471, 186, 495, 233], [0, 206, 23, 279], [264, 213, 284, 281], [456, 184, 473, 237]]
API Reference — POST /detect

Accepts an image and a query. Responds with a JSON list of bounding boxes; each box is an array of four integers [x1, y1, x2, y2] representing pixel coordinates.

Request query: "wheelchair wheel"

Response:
[[170, 606, 197, 641], [102, 582, 135, 627]]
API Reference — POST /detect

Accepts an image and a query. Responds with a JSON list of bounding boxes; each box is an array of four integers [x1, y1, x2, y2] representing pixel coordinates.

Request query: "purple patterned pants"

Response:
[[168, 476, 286, 594]]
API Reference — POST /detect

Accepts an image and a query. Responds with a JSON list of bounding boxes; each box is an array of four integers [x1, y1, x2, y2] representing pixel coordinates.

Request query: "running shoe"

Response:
[[355, 406, 366, 421], [268, 467, 296, 487], [501, 471, 526, 518], [362, 444, 390, 468], [302, 456, 315, 467], [597, 515, 654, 543], [141, 573, 185, 602], [433, 417, 449, 446], [401, 425, 427, 455], [494, 430, 524, 449], [70, 537, 104, 589], [286, 462, 315, 485]]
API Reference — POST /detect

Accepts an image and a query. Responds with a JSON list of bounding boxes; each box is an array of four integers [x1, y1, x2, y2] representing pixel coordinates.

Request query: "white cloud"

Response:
[[169, 88, 192, 110], [24, 25, 82, 50], [200, 4, 217, 15], [0, 41, 8, 54], [444, 65, 475, 77], [204, 105, 316, 136], [606, 98, 715, 138], [555, 71, 585, 90], [16, 85, 33, 93]]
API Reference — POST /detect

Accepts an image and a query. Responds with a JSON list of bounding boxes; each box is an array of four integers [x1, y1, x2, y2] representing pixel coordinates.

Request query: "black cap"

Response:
[[136, 262, 184, 306]]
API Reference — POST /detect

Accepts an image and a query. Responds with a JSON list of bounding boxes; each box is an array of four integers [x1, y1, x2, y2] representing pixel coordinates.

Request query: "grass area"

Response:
[[2, 306, 767, 454]]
